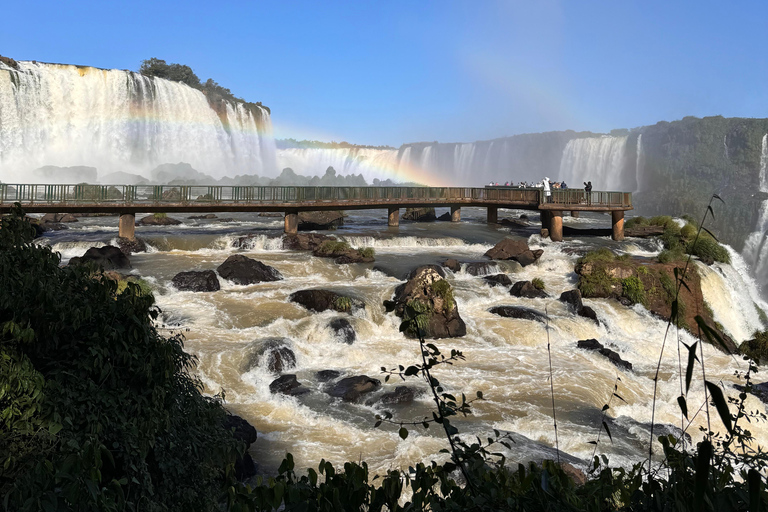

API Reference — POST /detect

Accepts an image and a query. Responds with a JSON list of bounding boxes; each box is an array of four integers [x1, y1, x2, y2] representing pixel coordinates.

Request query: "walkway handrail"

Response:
[[0, 184, 632, 209]]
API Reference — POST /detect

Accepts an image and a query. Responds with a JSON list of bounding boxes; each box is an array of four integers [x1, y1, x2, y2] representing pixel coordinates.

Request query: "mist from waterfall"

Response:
[[0, 61, 276, 181], [742, 134, 768, 292], [558, 136, 629, 191]]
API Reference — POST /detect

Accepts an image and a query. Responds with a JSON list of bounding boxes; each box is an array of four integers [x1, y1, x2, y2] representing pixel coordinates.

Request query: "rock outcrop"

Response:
[[402, 207, 436, 222], [558, 289, 599, 324], [282, 233, 334, 251], [489, 306, 547, 323], [69, 245, 131, 270], [138, 214, 182, 225], [484, 238, 543, 267], [465, 262, 497, 276], [316, 369, 342, 382], [312, 239, 375, 264], [327, 375, 381, 402], [188, 214, 217, 219], [217, 255, 282, 285], [269, 375, 310, 396], [242, 339, 296, 375], [510, 281, 547, 299], [117, 236, 147, 255], [172, 270, 221, 292], [577, 339, 632, 371], [483, 274, 513, 288], [298, 211, 345, 230], [329, 318, 356, 344], [387, 265, 466, 339], [375, 386, 415, 405], [41, 213, 78, 224], [289, 289, 364, 313], [442, 259, 461, 272]]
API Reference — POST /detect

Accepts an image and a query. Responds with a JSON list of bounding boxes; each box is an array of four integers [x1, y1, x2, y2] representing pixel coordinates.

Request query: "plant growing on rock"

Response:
[[359, 247, 375, 259], [532, 277, 546, 290]]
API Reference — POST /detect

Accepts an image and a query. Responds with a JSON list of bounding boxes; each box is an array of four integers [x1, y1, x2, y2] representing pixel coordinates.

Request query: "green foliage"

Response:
[[531, 277, 546, 290], [680, 222, 697, 240], [577, 247, 616, 265], [687, 236, 731, 264], [333, 296, 352, 312], [153, 212, 168, 219], [739, 330, 768, 365], [624, 216, 649, 229], [649, 215, 676, 228], [316, 239, 351, 257], [114, 276, 153, 297], [0, 206, 243, 511], [658, 247, 685, 264], [429, 279, 455, 310], [358, 247, 375, 259], [621, 276, 647, 305]]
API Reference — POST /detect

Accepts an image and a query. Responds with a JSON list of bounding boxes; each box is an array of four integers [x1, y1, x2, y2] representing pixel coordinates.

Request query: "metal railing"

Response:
[[0, 184, 631, 208]]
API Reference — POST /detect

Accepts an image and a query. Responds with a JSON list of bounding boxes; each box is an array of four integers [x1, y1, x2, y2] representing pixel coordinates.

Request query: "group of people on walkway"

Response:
[[486, 178, 593, 204]]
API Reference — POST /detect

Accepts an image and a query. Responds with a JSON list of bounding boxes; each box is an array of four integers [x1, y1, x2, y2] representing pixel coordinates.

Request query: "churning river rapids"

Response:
[[37, 207, 768, 475]]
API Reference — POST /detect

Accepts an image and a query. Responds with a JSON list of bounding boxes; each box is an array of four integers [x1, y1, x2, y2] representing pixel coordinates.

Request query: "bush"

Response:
[[680, 222, 697, 240], [625, 216, 649, 229], [531, 277, 545, 290], [649, 215, 675, 228], [739, 331, 768, 365], [333, 296, 352, 312], [153, 212, 168, 219], [0, 205, 243, 511], [316, 239, 351, 256], [430, 279, 455, 310], [578, 247, 616, 265], [658, 247, 685, 263], [359, 247, 375, 259], [621, 275, 646, 305], [687, 236, 730, 264]]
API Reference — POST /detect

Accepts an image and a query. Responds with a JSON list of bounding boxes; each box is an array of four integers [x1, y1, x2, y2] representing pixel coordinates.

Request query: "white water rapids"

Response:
[[37, 208, 768, 476], [742, 134, 768, 293]]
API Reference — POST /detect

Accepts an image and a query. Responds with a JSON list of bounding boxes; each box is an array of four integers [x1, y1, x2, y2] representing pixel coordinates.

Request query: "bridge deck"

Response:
[[0, 184, 632, 213]]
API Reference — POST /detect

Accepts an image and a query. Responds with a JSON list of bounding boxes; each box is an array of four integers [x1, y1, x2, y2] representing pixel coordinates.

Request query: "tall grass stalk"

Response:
[[545, 306, 560, 464]]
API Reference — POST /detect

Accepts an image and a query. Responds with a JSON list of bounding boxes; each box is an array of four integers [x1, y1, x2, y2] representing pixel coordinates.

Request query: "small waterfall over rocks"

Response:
[[0, 61, 276, 181], [742, 134, 768, 291]]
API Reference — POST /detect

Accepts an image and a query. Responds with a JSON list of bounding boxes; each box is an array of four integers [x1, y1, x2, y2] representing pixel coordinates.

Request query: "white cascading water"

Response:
[[558, 136, 628, 191], [742, 134, 768, 291], [0, 61, 276, 181], [635, 134, 645, 192], [275, 147, 400, 182]]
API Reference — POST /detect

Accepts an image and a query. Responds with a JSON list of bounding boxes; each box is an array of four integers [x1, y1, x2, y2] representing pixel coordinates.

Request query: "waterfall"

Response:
[[742, 134, 768, 292], [635, 134, 646, 192], [558, 136, 629, 190], [0, 61, 276, 181], [275, 147, 400, 181]]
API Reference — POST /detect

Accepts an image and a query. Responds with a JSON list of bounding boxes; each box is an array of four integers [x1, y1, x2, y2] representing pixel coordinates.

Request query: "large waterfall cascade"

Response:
[[0, 61, 276, 181], [742, 134, 768, 290], [558, 136, 629, 191]]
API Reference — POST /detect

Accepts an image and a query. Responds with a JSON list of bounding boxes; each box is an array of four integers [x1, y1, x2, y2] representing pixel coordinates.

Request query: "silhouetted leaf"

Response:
[[694, 440, 712, 512], [677, 395, 689, 420], [602, 421, 613, 443], [705, 381, 733, 434], [695, 315, 731, 354], [712, 193, 724, 203], [702, 226, 719, 242], [399, 427, 408, 440], [707, 205, 715, 220], [686, 341, 698, 394], [602, 404, 610, 411]]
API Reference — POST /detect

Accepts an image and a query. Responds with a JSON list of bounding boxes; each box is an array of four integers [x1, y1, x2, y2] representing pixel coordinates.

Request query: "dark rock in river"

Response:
[[41, 213, 78, 223], [259, 212, 283, 218], [316, 370, 342, 382], [559, 289, 599, 324], [269, 375, 310, 396], [389, 265, 466, 339], [217, 255, 282, 285], [402, 207, 436, 222], [188, 213, 217, 219], [577, 339, 632, 371], [117, 236, 147, 255], [465, 261, 497, 276], [222, 413, 258, 480], [734, 381, 768, 405], [484, 238, 543, 266], [38, 222, 68, 232], [376, 386, 415, 405], [442, 259, 461, 272], [489, 306, 547, 322], [579, 305, 599, 324], [329, 318, 356, 344], [328, 375, 381, 402], [483, 274, 513, 288], [69, 245, 131, 270], [138, 214, 182, 225], [282, 233, 334, 251], [172, 270, 220, 292], [437, 212, 451, 221], [290, 289, 364, 313], [242, 338, 296, 375], [510, 281, 547, 299], [298, 211, 345, 230]]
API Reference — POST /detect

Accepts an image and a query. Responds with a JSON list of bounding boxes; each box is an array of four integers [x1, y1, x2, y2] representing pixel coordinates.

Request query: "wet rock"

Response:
[[465, 261, 497, 276], [734, 381, 768, 405], [259, 212, 283, 217], [561, 463, 587, 486], [483, 274, 513, 288], [38, 222, 68, 232], [499, 218, 530, 228], [328, 375, 381, 402], [222, 413, 259, 480], [138, 214, 182, 225], [217, 255, 283, 285], [41, 213, 78, 223], [389, 265, 466, 339], [0, 55, 20, 69], [269, 375, 310, 396], [577, 339, 632, 371], [117, 236, 147, 255], [218, 218, 236, 223], [188, 213, 217, 219], [579, 305, 599, 324], [242, 338, 297, 375], [540, 228, 549, 238], [510, 281, 547, 299], [171, 270, 220, 292], [376, 386, 415, 405], [559, 290, 584, 312], [316, 370, 342, 382], [484, 238, 543, 266], [402, 207, 436, 222], [489, 306, 547, 322], [290, 289, 364, 313], [282, 233, 333, 251], [298, 211, 345, 230], [329, 318, 356, 344], [437, 212, 451, 221], [69, 245, 131, 270], [442, 259, 461, 272]]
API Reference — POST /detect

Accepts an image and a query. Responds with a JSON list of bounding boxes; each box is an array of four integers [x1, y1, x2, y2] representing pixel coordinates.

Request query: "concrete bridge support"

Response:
[[118, 213, 135, 239], [388, 207, 400, 227], [284, 210, 299, 234], [612, 210, 625, 241], [487, 206, 498, 224], [540, 210, 551, 231], [451, 206, 461, 222], [550, 211, 563, 242]]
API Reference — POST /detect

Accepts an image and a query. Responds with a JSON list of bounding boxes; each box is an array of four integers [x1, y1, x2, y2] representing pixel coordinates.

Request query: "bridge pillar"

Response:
[[487, 206, 497, 224], [285, 210, 299, 234], [540, 210, 551, 231], [118, 213, 135, 240], [550, 211, 563, 242], [571, 211, 580, 218], [388, 207, 399, 227], [451, 206, 461, 222], [612, 210, 625, 241]]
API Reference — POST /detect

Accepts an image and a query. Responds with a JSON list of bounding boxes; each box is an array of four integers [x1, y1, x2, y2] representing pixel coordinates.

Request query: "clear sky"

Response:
[[1, 0, 766, 147]]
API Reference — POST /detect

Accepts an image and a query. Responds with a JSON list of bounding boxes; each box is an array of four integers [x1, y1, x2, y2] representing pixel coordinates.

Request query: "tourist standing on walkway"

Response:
[[583, 181, 592, 204], [543, 177, 551, 203]]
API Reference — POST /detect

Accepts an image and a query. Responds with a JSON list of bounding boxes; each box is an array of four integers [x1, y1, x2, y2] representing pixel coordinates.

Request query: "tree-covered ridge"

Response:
[[139, 58, 270, 115], [276, 138, 395, 150]]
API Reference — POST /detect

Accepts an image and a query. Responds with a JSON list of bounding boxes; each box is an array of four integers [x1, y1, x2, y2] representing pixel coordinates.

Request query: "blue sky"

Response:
[[2, 0, 766, 147]]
